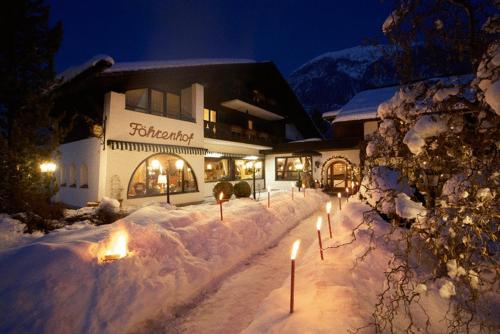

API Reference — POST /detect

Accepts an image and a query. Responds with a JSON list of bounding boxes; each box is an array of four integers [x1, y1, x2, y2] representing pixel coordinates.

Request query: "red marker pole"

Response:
[[218, 192, 224, 221], [316, 217, 324, 260], [290, 240, 300, 314], [326, 202, 332, 238]]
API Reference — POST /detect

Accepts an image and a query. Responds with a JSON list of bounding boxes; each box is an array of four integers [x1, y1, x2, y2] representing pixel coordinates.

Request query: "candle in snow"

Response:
[[219, 192, 224, 221], [337, 192, 342, 211]]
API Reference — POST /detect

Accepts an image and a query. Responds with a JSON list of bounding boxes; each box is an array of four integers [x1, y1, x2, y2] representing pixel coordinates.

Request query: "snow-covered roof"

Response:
[[57, 55, 115, 84], [103, 58, 257, 73], [332, 86, 399, 124], [322, 109, 341, 119]]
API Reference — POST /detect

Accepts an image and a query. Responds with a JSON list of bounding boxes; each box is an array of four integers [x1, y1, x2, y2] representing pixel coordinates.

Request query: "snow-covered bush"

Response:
[[233, 181, 251, 198], [356, 1, 500, 332]]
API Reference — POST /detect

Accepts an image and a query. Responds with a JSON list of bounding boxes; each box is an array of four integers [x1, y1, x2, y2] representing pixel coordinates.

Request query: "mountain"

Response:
[[288, 45, 400, 114]]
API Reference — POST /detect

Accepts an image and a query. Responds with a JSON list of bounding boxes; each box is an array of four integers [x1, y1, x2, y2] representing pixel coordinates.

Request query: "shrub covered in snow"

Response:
[[233, 181, 251, 198], [212, 181, 234, 200], [358, 1, 500, 332]]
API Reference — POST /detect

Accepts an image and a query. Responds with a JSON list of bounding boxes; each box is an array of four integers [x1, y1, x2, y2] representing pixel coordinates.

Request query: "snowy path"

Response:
[[150, 207, 329, 334]]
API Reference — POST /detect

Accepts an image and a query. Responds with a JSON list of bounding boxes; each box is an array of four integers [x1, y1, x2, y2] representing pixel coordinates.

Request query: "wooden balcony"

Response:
[[204, 121, 282, 146]]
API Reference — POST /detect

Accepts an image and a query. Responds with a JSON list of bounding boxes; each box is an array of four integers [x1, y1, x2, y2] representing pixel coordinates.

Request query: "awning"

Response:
[[205, 151, 264, 159], [107, 140, 207, 155]]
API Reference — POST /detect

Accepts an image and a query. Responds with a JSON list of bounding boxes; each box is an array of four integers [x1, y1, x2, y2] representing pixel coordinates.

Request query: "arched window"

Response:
[[69, 164, 76, 187], [80, 164, 88, 188], [127, 154, 198, 198], [59, 164, 66, 186]]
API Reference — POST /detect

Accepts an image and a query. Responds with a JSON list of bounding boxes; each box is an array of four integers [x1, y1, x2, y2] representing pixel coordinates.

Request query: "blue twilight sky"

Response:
[[48, 0, 393, 76]]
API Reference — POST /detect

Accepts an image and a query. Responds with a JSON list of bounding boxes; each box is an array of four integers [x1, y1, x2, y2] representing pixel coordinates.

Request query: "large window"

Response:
[[235, 159, 263, 180], [125, 88, 191, 121], [275, 156, 312, 180], [205, 158, 230, 182], [204, 157, 264, 182], [128, 154, 198, 198]]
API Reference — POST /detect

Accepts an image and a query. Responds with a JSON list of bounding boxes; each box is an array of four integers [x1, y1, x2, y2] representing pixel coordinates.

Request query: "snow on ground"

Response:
[[0, 190, 328, 334], [145, 204, 329, 333], [242, 199, 451, 333], [0, 214, 43, 250]]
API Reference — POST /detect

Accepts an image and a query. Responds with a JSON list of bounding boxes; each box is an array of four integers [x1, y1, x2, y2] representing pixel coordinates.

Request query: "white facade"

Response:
[[56, 84, 268, 207]]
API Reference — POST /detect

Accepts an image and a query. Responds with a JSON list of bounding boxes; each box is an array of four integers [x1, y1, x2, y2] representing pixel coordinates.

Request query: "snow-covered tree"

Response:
[[358, 1, 499, 332]]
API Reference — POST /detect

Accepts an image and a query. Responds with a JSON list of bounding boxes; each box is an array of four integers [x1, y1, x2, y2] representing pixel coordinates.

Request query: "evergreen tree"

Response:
[[0, 0, 62, 221]]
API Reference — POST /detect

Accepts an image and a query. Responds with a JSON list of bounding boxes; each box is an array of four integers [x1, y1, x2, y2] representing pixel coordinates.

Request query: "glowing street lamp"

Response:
[[316, 217, 324, 260], [290, 239, 301, 314], [326, 201, 332, 238], [40, 161, 57, 173]]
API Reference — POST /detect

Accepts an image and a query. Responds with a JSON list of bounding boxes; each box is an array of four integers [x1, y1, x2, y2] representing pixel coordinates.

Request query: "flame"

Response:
[[99, 228, 129, 263], [337, 192, 341, 198], [326, 201, 332, 214], [346, 187, 349, 193], [219, 192, 224, 201], [316, 216, 322, 230], [291, 239, 301, 260]]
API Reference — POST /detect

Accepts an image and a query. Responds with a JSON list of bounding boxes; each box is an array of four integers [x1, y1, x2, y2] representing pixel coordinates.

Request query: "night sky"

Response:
[[48, 0, 393, 76]]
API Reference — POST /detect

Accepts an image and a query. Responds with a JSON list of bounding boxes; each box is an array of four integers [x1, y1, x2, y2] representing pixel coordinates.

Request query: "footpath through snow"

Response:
[[0, 190, 328, 333], [146, 206, 326, 333], [242, 199, 453, 333]]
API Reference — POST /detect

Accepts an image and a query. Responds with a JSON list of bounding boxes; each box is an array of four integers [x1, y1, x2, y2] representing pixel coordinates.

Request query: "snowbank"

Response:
[[0, 214, 43, 250], [0, 191, 328, 333], [242, 201, 450, 333]]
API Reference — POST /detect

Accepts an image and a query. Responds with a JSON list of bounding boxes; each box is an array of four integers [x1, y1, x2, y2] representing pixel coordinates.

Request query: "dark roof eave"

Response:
[[260, 138, 361, 155]]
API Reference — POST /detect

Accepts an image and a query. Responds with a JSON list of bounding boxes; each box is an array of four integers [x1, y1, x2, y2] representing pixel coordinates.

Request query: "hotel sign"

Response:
[[129, 122, 194, 146]]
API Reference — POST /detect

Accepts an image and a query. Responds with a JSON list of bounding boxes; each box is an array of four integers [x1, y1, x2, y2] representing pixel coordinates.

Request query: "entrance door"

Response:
[[327, 161, 349, 192]]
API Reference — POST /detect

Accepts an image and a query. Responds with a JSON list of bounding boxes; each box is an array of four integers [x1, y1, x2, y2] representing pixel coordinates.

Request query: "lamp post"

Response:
[[295, 161, 303, 192], [244, 156, 259, 200]]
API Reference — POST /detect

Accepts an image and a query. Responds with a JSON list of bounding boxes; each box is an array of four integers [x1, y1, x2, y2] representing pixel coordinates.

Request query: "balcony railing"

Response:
[[204, 121, 282, 146]]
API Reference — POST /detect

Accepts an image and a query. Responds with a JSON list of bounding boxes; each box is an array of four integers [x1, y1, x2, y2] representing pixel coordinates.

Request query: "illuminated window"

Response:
[[128, 154, 198, 198], [275, 156, 312, 180], [204, 108, 217, 122], [234, 159, 263, 180], [204, 158, 230, 182], [248, 120, 253, 130]]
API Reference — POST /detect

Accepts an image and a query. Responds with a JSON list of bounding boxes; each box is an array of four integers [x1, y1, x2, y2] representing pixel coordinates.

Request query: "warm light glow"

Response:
[[244, 155, 258, 161], [40, 162, 57, 173], [175, 159, 184, 170], [290, 239, 301, 260], [245, 161, 254, 169], [99, 228, 129, 263], [302, 183, 305, 189], [295, 162, 304, 170], [219, 192, 224, 201], [346, 187, 349, 193], [206, 152, 222, 158], [206, 163, 213, 170], [157, 174, 167, 185], [337, 192, 341, 198], [291, 182, 295, 188], [150, 159, 161, 170], [316, 216, 322, 230], [326, 201, 332, 214], [255, 161, 262, 169], [267, 185, 271, 192]]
